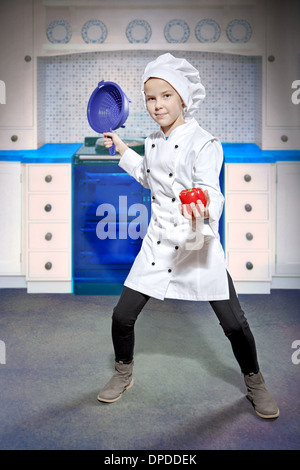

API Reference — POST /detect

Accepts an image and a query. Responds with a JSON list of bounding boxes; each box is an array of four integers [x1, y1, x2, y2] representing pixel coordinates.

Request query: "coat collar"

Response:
[[157, 117, 199, 141]]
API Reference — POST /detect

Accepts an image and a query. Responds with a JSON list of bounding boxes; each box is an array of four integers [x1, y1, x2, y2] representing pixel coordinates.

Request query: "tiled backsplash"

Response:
[[37, 50, 262, 145]]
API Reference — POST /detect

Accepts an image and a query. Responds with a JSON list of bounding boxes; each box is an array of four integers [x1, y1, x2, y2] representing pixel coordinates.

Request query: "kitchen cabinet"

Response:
[[274, 162, 300, 279], [35, 0, 265, 56], [224, 163, 272, 293], [26, 163, 72, 293], [262, 0, 300, 149], [0, 0, 35, 150], [0, 162, 22, 275], [0, 146, 299, 294]]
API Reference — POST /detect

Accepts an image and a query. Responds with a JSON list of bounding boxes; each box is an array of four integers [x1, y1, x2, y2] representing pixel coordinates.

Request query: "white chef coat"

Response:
[[118, 118, 229, 301]]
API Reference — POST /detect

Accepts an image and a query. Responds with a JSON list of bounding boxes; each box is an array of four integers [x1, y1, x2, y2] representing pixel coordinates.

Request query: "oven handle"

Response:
[[77, 155, 120, 161]]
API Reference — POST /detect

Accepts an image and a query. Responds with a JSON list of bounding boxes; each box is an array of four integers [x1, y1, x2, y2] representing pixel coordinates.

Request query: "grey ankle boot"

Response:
[[244, 371, 279, 419], [97, 361, 134, 403]]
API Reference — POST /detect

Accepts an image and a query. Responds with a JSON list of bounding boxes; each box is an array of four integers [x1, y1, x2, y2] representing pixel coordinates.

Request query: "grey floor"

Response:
[[0, 288, 299, 450]]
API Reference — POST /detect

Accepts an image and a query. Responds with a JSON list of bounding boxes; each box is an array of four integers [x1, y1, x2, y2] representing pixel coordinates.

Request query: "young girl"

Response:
[[98, 53, 279, 419]]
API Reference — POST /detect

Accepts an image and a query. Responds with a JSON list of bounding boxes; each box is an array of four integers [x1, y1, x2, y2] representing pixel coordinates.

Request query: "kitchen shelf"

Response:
[[41, 42, 260, 56]]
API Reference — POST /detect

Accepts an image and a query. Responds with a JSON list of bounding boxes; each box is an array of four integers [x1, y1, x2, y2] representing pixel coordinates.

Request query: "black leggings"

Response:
[[111, 272, 259, 375]]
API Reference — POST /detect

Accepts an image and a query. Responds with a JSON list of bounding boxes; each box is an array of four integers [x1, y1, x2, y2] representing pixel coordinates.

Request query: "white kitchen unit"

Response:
[[272, 162, 300, 288], [0, 0, 35, 150], [34, 0, 266, 56], [25, 163, 72, 293], [263, 0, 300, 150], [224, 163, 272, 293], [1, 0, 299, 151], [0, 162, 24, 284]]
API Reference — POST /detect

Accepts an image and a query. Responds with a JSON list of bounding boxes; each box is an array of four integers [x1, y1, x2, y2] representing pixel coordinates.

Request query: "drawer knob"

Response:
[[45, 175, 52, 183], [45, 262, 52, 270], [244, 203, 252, 212], [45, 232, 52, 241], [44, 203, 52, 212], [246, 232, 253, 241], [244, 174, 251, 182], [246, 261, 253, 270]]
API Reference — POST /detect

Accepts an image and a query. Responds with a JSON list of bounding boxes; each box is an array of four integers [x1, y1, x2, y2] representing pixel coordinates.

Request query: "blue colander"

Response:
[[87, 80, 130, 155]]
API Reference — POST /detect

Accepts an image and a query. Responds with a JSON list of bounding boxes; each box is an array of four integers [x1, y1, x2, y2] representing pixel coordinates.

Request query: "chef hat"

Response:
[[141, 53, 205, 117]]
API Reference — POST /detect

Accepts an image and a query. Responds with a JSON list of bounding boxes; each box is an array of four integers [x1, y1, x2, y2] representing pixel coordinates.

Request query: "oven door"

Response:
[[72, 159, 151, 294]]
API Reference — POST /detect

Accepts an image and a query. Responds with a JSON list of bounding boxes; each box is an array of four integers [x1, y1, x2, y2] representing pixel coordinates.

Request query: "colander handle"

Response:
[[109, 143, 116, 156]]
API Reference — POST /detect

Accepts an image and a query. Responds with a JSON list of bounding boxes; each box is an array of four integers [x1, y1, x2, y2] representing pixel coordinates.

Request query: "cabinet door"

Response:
[[266, 0, 300, 129], [264, 0, 300, 149], [0, 162, 22, 273], [72, 163, 151, 287], [0, 0, 33, 149], [276, 162, 300, 274]]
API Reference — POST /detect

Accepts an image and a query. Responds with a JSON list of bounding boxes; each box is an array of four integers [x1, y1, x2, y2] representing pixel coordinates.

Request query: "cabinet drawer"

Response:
[[227, 223, 269, 250], [28, 194, 70, 220], [28, 164, 70, 192], [28, 251, 70, 279], [227, 252, 270, 280], [226, 164, 269, 191], [226, 194, 269, 220], [28, 223, 70, 250]]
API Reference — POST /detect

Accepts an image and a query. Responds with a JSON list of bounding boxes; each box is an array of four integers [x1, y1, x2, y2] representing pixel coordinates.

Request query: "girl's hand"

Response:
[[179, 189, 210, 220], [103, 132, 129, 156]]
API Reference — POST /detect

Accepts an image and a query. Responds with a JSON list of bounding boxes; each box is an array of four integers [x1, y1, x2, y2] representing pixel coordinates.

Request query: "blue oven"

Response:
[[72, 138, 151, 294]]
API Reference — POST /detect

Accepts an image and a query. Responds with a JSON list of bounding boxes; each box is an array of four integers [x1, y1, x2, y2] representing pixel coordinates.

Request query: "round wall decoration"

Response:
[[46, 20, 72, 44], [81, 20, 108, 43], [195, 19, 221, 43], [164, 19, 190, 43], [226, 19, 252, 43], [126, 19, 152, 43]]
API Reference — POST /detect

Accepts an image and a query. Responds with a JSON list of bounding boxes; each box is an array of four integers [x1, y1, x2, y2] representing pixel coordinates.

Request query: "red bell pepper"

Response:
[[179, 187, 207, 215]]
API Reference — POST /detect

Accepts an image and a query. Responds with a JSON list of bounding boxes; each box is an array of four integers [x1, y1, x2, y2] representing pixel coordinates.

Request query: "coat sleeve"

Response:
[[118, 148, 150, 189], [192, 139, 224, 229]]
